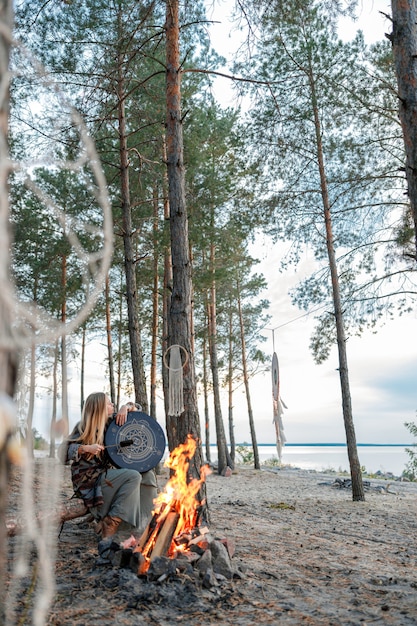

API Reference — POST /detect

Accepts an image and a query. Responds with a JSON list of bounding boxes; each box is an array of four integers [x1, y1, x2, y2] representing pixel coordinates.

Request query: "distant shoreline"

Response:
[[215, 442, 413, 448]]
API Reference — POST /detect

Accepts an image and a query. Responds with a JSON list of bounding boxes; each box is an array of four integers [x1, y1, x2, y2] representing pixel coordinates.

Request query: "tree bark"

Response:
[[6, 498, 89, 537], [49, 339, 59, 458], [116, 278, 123, 409], [61, 253, 69, 437], [0, 3, 19, 620], [202, 333, 211, 464], [207, 286, 227, 474], [165, 0, 203, 478], [309, 60, 365, 501], [117, 33, 148, 412], [236, 280, 260, 470], [26, 340, 35, 457], [227, 307, 236, 464], [80, 323, 86, 410], [207, 244, 232, 475], [390, 0, 417, 259], [162, 134, 172, 422], [105, 273, 116, 405], [150, 185, 159, 419]]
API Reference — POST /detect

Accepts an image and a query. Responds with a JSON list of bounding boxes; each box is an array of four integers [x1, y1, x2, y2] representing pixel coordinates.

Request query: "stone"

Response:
[[210, 539, 234, 579], [195, 548, 212, 576]]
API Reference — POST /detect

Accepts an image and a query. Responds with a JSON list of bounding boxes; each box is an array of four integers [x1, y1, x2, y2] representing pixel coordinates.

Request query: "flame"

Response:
[[136, 434, 211, 567], [154, 435, 210, 530]]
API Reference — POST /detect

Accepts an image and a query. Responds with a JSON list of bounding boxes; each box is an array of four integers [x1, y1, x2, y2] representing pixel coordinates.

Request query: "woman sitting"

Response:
[[61, 392, 157, 540]]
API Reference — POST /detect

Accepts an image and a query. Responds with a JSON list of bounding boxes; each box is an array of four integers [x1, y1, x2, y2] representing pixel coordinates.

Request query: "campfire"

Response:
[[131, 434, 211, 574], [98, 435, 237, 584]]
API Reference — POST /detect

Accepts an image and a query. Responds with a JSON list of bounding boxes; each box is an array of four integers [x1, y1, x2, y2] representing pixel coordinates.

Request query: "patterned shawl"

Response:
[[66, 422, 114, 510]]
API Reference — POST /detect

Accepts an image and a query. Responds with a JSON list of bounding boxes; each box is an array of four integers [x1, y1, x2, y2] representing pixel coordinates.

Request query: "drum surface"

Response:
[[105, 411, 166, 472]]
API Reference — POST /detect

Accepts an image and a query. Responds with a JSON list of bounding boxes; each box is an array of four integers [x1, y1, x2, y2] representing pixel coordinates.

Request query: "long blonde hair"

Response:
[[78, 392, 108, 446]]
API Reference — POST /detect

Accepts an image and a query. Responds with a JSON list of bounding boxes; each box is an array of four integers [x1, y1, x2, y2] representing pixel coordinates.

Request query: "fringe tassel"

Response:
[[273, 398, 286, 463], [168, 345, 184, 417]]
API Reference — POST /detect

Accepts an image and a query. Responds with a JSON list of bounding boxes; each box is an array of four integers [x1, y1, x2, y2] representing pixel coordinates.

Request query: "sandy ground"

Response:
[[6, 460, 417, 625]]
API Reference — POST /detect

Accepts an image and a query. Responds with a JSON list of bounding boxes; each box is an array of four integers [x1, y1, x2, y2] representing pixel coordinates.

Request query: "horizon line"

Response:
[[215, 442, 414, 447]]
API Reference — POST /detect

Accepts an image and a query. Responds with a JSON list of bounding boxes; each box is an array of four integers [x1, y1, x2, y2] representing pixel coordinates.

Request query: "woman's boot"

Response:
[[101, 515, 122, 538]]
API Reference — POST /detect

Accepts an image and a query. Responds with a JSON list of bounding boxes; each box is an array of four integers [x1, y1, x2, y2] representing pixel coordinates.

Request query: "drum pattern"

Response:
[[105, 412, 166, 472]]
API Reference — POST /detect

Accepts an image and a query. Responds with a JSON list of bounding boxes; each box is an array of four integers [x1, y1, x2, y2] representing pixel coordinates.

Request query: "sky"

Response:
[[200, 0, 417, 446], [246, 242, 417, 446], [32, 1, 416, 449]]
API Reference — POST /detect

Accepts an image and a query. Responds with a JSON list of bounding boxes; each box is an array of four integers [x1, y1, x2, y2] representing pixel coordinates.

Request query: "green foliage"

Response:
[[236, 443, 254, 465], [262, 456, 281, 467], [268, 501, 295, 510], [404, 420, 417, 481], [11, 167, 104, 316], [238, 1, 416, 364], [32, 428, 48, 451]]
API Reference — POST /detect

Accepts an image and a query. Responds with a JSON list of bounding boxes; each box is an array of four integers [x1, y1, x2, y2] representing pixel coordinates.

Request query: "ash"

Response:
[[85, 553, 244, 623]]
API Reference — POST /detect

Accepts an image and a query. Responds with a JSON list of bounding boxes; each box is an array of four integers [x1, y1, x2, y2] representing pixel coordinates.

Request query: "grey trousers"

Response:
[[91, 468, 157, 533]]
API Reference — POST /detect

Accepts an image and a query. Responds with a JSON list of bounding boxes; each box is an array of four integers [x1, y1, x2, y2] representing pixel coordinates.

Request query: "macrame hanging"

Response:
[[271, 347, 287, 464], [164, 344, 188, 417]]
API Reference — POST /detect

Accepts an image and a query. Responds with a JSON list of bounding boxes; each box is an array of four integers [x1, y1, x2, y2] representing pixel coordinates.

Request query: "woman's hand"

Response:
[[80, 444, 104, 456], [115, 402, 134, 426]]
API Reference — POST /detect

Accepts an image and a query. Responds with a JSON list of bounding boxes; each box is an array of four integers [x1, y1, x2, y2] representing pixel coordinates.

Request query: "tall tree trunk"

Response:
[[309, 62, 365, 501], [236, 280, 260, 470], [189, 244, 196, 355], [49, 340, 59, 459], [0, 2, 19, 620], [117, 26, 148, 412], [26, 341, 35, 457], [227, 307, 236, 463], [26, 279, 38, 455], [202, 332, 211, 464], [165, 0, 202, 477], [162, 135, 172, 421], [105, 273, 116, 405], [207, 291, 227, 473], [61, 254, 69, 438], [116, 274, 123, 409], [150, 185, 159, 419], [80, 323, 86, 411], [390, 0, 417, 259], [207, 255, 233, 475]]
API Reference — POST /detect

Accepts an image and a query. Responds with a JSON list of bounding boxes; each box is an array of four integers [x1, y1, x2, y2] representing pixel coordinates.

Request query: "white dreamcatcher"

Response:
[[163, 344, 189, 417]]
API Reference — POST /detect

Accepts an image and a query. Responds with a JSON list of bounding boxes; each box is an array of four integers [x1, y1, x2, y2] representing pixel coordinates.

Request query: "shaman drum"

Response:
[[105, 411, 166, 473]]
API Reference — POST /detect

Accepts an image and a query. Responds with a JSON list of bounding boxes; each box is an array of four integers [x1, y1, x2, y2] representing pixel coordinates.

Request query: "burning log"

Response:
[[133, 507, 181, 575], [131, 509, 181, 575], [136, 511, 159, 551], [148, 510, 180, 561]]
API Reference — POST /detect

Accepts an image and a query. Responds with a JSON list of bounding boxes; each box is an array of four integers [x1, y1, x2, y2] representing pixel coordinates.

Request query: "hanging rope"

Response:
[[164, 345, 189, 417], [271, 351, 279, 402]]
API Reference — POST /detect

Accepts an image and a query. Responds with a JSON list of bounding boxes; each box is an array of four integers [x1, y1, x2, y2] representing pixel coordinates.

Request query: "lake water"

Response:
[[40, 441, 414, 478], [204, 444, 414, 477]]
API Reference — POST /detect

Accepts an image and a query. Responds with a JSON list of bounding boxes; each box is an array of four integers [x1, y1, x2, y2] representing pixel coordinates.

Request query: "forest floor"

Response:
[[6, 459, 417, 625]]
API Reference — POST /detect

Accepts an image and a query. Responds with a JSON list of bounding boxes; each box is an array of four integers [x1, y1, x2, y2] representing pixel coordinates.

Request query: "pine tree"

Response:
[[239, 1, 391, 499], [389, 0, 417, 259]]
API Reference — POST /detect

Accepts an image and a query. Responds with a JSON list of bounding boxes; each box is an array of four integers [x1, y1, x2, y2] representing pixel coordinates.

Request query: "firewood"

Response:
[[188, 528, 211, 547], [130, 550, 147, 575], [149, 511, 180, 561], [136, 511, 159, 551], [6, 497, 88, 536], [59, 498, 88, 521], [173, 531, 192, 545]]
